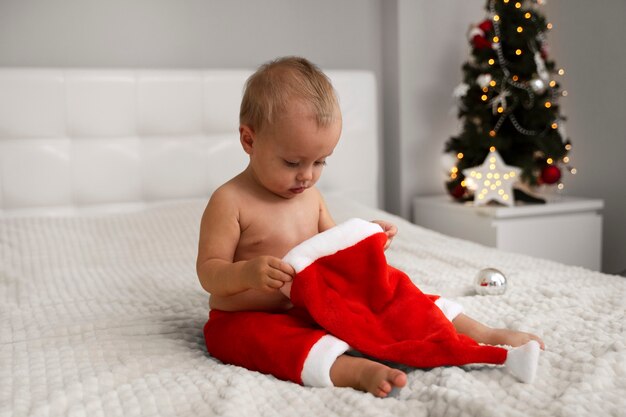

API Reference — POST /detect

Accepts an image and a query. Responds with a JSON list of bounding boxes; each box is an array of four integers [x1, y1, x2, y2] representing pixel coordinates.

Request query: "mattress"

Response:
[[1, 195, 624, 417]]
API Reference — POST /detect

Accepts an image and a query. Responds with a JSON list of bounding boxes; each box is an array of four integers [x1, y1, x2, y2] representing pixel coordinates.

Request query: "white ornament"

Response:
[[441, 152, 458, 174], [529, 78, 546, 94], [558, 120, 568, 143], [462, 149, 521, 207], [453, 83, 470, 99], [477, 74, 492, 88], [533, 51, 550, 83]]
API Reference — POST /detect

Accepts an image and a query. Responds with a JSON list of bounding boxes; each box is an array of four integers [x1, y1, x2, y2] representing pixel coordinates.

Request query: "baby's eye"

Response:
[[284, 160, 299, 168], [314, 160, 327, 167]]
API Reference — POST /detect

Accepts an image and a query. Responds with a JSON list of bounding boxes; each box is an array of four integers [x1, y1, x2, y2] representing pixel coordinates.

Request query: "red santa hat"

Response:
[[283, 218, 540, 383]]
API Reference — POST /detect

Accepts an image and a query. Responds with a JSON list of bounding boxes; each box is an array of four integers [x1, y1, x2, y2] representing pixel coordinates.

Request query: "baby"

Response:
[[197, 56, 543, 397]]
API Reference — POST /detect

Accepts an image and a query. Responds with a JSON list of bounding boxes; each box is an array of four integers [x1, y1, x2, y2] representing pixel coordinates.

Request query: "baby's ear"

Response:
[[239, 125, 255, 154]]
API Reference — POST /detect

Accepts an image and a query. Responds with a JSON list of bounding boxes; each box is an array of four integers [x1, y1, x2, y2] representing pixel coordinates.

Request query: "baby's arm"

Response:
[[196, 188, 294, 298]]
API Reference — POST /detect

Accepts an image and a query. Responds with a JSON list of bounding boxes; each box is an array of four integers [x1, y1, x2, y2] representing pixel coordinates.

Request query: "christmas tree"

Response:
[[444, 0, 573, 204]]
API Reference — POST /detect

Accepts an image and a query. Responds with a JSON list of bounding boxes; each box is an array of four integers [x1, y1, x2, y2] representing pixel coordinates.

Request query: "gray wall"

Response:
[[1, 0, 624, 274], [0, 0, 381, 71], [381, 0, 485, 215], [544, 0, 626, 275]]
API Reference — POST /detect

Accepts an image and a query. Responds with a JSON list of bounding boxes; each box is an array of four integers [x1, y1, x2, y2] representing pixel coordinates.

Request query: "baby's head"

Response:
[[239, 57, 342, 199], [240, 56, 341, 134]]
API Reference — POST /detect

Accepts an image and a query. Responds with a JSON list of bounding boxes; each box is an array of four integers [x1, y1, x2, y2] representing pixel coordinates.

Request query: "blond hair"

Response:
[[240, 56, 339, 132]]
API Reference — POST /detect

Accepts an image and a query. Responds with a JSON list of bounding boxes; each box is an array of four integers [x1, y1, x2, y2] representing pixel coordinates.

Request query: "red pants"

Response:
[[203, 298, 465, 387], [204, 307, 349, 386]]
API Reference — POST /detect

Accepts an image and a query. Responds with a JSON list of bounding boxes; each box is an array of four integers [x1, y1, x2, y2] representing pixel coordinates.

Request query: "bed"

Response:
[[1, 69, 624, 417]]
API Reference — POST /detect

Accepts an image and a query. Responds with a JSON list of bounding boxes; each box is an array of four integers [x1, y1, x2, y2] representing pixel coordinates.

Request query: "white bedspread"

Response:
[[1, 197, 624, 417]]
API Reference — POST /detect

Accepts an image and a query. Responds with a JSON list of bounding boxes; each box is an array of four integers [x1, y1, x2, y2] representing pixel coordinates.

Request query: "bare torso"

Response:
[[207, 175, 325, 312]]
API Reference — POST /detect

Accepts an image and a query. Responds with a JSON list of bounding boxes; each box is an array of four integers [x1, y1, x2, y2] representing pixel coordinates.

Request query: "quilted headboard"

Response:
[[0, 69, 379, 214]]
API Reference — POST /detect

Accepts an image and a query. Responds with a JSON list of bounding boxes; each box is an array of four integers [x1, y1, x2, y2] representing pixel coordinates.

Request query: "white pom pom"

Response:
[[505, 340, 541, 383], [453, 83, 470, 99], [477, 73, 492, 88]]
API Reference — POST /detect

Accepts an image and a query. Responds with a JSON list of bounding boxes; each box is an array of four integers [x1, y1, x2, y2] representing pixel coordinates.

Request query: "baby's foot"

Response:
[[359, 361, 408, 398], [331, 355, 407, 398], [488, 328, 545, 350]]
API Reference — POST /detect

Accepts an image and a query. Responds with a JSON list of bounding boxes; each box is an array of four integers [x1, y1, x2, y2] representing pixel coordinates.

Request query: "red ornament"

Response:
[[472, 34, 492, 49], [478, 19, 494, 33], [541, 165, 561, 184], [450, 183, 466, 199]]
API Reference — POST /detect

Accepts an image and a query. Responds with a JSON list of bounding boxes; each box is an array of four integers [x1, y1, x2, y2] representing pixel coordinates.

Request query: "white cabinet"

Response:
[[413, 195, 604, 271]]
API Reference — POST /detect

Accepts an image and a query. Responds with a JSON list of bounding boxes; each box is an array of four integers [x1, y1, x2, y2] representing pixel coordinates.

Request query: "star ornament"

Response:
[[462, 148, 521, 207]]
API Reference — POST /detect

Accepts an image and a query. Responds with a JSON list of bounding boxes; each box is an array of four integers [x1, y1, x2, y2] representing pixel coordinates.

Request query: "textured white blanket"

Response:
[[1, 197, 624, 417]]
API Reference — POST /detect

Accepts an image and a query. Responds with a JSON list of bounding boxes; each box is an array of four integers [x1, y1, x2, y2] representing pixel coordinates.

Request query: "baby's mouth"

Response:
[[290, 185, 307, 194]]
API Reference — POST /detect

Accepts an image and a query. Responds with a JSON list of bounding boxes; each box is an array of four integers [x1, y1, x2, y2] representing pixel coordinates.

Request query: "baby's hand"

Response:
[[371, 220, 397, 250], [242, 256, 295, 292]]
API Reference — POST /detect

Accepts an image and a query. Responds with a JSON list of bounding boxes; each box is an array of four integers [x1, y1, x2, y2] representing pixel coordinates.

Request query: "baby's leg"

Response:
[[330, 354, 407, 398], [452, 313, 545, 350]]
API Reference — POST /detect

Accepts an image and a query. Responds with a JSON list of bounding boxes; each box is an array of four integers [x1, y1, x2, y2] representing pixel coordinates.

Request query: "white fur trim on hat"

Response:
[[283, 218, 383, 273], [435, 298, 464, 322]]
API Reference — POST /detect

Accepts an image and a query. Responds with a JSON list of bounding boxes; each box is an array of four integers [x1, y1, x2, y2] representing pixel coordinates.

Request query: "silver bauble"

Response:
[[474, 268, 507, 295], [529, 78, 546, 94]]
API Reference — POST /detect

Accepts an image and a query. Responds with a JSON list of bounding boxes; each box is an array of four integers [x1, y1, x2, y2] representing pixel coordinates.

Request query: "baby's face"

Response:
[[249, 101, 341, 199]]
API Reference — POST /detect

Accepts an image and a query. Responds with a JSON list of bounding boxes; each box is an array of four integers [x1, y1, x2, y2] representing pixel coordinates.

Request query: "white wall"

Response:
[[1, 0, 624, 274]]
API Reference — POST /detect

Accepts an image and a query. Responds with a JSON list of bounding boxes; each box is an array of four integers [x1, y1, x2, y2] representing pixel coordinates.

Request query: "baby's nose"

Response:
[[297, 166, 313, 182]]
